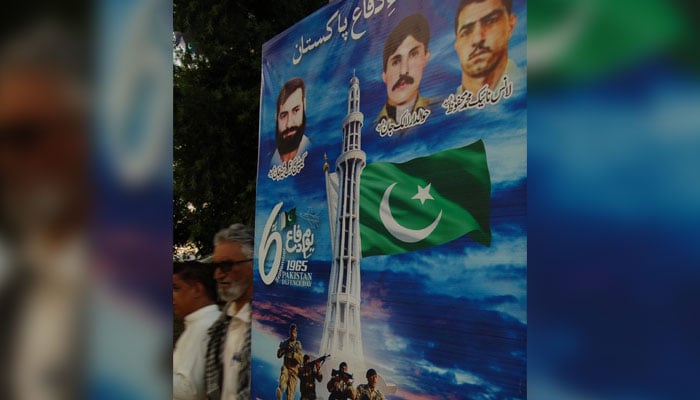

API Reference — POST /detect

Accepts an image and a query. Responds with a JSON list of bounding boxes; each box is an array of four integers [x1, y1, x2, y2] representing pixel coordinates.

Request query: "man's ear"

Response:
[[508, 13, 517, 36], [382, 71, 387, 85], [192, 281, 205, 298]]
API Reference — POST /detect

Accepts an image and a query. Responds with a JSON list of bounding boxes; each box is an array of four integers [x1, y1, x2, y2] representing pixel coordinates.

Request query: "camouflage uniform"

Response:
[[327, 374, 355, 400], [298, 361, 323, 400], [376, 94, 432, 124], [355, 384, 384, 400], [276, 338, 303, 400]]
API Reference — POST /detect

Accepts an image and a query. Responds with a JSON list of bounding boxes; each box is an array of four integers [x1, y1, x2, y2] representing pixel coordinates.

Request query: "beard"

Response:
[[275, 116, 306, 156], [1, 180, 74, 231], [218, 280, 250, 302]]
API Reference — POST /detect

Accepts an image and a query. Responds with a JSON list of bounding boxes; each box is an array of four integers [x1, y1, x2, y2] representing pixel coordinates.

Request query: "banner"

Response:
[[254, 1, 526, 399]]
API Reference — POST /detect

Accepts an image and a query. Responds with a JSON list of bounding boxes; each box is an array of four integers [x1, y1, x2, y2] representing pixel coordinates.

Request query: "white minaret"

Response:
[[321, 74, 366, 376]]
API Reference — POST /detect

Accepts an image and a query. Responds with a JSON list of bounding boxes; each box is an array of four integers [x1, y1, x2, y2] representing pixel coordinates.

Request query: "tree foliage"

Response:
[[174, 0, 327, 254]]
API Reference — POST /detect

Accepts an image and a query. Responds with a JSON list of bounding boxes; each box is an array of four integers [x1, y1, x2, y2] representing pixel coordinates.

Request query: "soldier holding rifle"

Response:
[[276, 323, 304, 400], [298, 353, 329, 400], [327, 362, 355, 400]]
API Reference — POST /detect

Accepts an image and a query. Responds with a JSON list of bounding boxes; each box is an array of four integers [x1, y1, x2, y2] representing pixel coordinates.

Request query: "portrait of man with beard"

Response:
[[271, 77, 310, 166], [377, 13, 432, 126]]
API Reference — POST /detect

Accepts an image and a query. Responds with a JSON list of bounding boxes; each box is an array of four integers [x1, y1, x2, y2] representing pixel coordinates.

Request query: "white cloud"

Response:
[[364, 231, 527, 323], [416, 359, 485, 386], [364, 321, 408, 352], [485, 130, 527, 186]]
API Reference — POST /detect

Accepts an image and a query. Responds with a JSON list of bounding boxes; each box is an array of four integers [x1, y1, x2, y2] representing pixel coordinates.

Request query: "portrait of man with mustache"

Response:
[[271, 77, 310, 166], [377, 13, 432, 126], [454, 0, 519, 95]]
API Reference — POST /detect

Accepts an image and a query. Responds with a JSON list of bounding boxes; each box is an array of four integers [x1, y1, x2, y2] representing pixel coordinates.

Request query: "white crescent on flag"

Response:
[[379, 182, 443, 243]]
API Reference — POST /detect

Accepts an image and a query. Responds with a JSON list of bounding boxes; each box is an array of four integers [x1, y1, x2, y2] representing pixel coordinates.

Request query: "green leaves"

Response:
[[173, 0, 327, 253]]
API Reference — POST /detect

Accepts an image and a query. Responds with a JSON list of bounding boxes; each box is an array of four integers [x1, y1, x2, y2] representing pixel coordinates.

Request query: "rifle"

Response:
[[306, 353, 331, 366], [279, 339, 295, 351], [331, 369, 353, 383]]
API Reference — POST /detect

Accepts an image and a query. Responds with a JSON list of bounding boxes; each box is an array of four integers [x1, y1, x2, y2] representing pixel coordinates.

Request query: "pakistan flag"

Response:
[[359, 140, 491, 257]]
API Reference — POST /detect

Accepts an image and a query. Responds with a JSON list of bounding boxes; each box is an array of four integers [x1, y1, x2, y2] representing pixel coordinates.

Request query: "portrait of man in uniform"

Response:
[[377, 13, 432, 125]]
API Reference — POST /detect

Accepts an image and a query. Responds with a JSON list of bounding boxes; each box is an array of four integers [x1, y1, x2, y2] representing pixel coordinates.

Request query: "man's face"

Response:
[[382, 34, 430, 107], [0, 70, 87, 228], [454, 0, 516, 78], [368, 373, 377, 388], [290, 326, 297, 341], [276, 88, 305, 155], [173, 273, 198, 319], [341, 365, 347, 373], [213, 241, 253, 302]]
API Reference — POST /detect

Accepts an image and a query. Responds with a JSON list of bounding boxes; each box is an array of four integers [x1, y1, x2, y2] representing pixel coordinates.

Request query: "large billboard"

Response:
[[253, 1, 526, 399]]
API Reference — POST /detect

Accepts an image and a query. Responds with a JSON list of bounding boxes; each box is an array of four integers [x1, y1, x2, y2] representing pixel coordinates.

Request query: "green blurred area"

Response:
[[528, 0, 699, 88]]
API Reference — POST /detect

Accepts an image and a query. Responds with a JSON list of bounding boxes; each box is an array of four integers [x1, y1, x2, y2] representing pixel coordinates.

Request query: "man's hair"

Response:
[[366, 368, 377, 378], [0, 21, 87, 84], [290, 323, 297, 332], [339, 362, 347, 369], [382, 13, 430, 72], [303, 354, 310, 362], [213, 223, 254, 258], [174, 260, 217, 302], [276, 77, 306, 114], [455, 0, 513, 34]]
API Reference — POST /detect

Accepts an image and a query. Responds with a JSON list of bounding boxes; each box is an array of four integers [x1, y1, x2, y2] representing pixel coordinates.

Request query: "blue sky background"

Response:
[[252, 1, 526, 399], [526, 1, 700, 398]]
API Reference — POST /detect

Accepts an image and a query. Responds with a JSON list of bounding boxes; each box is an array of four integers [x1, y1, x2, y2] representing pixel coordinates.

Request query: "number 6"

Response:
[[258, 202, 284, 285]]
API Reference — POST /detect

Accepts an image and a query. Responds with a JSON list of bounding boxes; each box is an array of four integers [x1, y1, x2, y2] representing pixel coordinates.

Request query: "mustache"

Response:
[[469, 42, 490, 59], [280, 126, 299, 138], [392, 74, 414, 91]]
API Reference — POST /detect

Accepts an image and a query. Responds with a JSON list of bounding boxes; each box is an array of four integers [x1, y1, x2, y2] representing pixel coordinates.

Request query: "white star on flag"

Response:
[[411, 183, 434, 205]]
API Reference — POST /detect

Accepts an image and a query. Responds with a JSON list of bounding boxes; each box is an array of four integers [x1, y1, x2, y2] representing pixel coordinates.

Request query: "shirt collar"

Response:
[[184, 303, 220, 325], [225, 300, 251, 323]]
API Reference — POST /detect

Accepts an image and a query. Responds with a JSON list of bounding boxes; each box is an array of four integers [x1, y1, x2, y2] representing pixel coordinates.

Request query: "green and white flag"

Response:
[[359, 140, 491, 257]]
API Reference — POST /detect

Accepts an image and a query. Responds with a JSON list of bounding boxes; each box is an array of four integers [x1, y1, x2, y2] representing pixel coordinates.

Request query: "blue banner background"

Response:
[[253, 1, 526, 399]]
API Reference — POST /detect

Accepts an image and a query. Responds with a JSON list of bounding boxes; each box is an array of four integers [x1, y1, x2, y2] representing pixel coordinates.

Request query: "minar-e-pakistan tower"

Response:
[[321, 74, 366, 372]]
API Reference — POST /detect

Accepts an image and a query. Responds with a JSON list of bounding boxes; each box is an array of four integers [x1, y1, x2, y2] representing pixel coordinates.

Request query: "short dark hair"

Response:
[[366, 368, 377, 378], [290, 323, 297, 332], [277, 77, 306, 114], [383, 14, 430, 72], [454, 0, 513, 34], [339, 362, 347, 369], [174, 260, 217, 302]]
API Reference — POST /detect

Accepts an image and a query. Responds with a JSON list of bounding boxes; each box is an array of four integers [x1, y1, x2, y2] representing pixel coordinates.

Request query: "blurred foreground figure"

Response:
[[0, 21, 88, 399], [173, 261, 221, 400], [205, 224, 254, 400]]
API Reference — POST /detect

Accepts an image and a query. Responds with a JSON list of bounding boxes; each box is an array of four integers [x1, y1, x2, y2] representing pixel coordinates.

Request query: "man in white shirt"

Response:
[[173, 261, 221, 400], [0, 22, 89, 400], [205, 224, 254, 400]]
